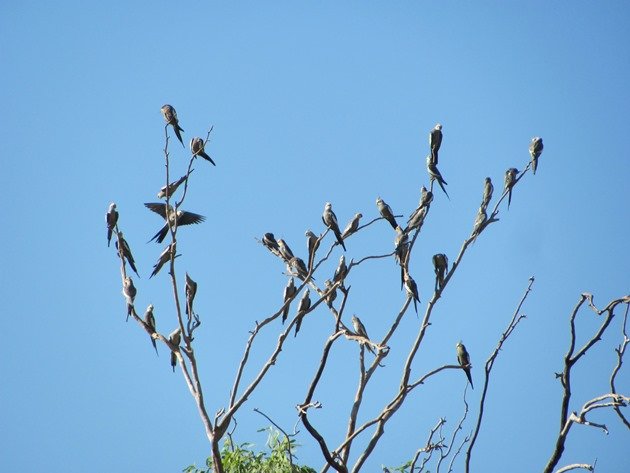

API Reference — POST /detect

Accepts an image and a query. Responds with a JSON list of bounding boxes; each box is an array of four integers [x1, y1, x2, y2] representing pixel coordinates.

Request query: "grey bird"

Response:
[[185, 273, 197, 316], [122, 276, 137, 321], [305, 230, 320, 269], [426, 155, 450, 199], [190, 137, 216, 166], [333, 254, 348, 286], [376, 197, 400, 230], [288, 256, 309, 281], [406, 205, 428, 233], [529, 136, 544, 175], [432, 253, 449, 292], [106, 202, 118, 247], [429, 123, 443, 165], [294, 288, 311, 337], [281, 278, 297, 324], [352, 315, 375, 354], [277, 238, 295, 262], [150, 242, 176, 279], [144, 304, 158, 355], [342, 213, 362, 239], [394, 228, 409, 289], [169, 328, 182, 372], [480, 177, 493, 211], [404, 274, 420, 315], [471, 207, 487, 242], [456, 341, 474, 389], [145, 203, 206, 244], [116, 232, 140, 277], [324, 279, 337, 309], [262, 233, 282, 258], [157, 171, 193, 199], [161, 104, 185, 147], [322, 202, 347, 251], [504, 168, 518, 209]]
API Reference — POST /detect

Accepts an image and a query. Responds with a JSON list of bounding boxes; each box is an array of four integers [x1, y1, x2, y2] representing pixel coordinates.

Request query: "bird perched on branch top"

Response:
[[456, 341, 474, 389], [351, 315, 375, 354], [185, 273, 197, 316], [190, 137, 215, 166], [262, 233, 281, 258], [426, 155, 450, 199], [157, 171, 193, 199], [282, 278, 297, 324], [342, 213, 362, 240], [504, 168, 518, 209], [529, 136, 544, 175], [160, 104, 185, 147], [376, 197, 400, 231], [322, 202, 346, 251], [106, 203, 118, 247], [144, 203, 206, 244], [116, 232, 140, 277], [305, 230, 320, 269], [169, 328, 182, 372], [429, 123, 443, 165], [144, 304, 158, 355], [333, 254, 348, 287], [480, 177, 493, 211]]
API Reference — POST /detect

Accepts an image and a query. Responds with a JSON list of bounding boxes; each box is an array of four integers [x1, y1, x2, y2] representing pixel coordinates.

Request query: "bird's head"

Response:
[[435, 123, 442, 130], [356, 213, 363, 218], [147, 304, 154, 312], [324, 202, 332, 210], [109, 202, 117, 211]]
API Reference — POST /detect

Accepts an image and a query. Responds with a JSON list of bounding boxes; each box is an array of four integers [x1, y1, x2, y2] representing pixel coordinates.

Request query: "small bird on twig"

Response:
[[305, 230, 320, 269], [190, 137, 216, 165], [169, 328, 182, 372], [529, 136, 544, 175], [262, 233, 281, 258], [352, 315, 375, 354], [106, 203, 118, 247], [157, 172, 193, 199], [504, 168, 518, 209], [333, 254, 348, 287], [281, 278, 297, 324], [404, 273, 421, 315], [324, 279, 337, 309], [429, 123, 443, 165], [322, 202, 346, 251], [426, 155, 449, 199], [144, 304, 158, 355], [294, 289, 311, 337], [480, 177, 493, 211], [432, 253, 449, 292], [456, 341, 474, 389], [376, 197, 400, 231], [116, 232, 140, 277], [122, 276, 137, 321], [342, 213, 362, 239], [277, 238, 295, 262], [160, 104, 185, 147], [150, 242, 177, 279], [185, 273, 197, 316]]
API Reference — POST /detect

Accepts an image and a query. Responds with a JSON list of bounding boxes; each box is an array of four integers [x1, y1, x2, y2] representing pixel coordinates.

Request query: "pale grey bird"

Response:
[[351, 315, 374, 354], [144, 304, 158, 355], [529, 136, 544, 175], [432, 253, 449, 292], [376, 197, 400, 230], [471, 207, 487, 242], [288, 256, 309, 281], [324, 279, 337, 309], [262, 233, 281, 258], [504, 168, 518, 209], [480, 177, 493, 211], [305, 230, 320, 269], [406, 205, 428, 233], [406, 187, 432, 231], [150, 242, 176, 279], [456, 341, 474, 389], [145, 203, 206, 244], [122, 276, 137, 321], [342, 213, 362, 239], [115, 232, 140, 277], [394, 228, 409, 289], [157, 171, 193, 199], [429, 123, 443, 165], [322, 202, 346, 251], [426, 155, 450, 199], [169, 328, 182, 372], [277, 238, 295, 262], [106, 203, 118, 247], [185, 273, 197, 316], [190, 137, 216, 166], [282, 278, 297, 324], [333, 254, 348, 286], [404, 274, 420, 315], [294, 289, 311, 337], [161, 104, 185, 147]]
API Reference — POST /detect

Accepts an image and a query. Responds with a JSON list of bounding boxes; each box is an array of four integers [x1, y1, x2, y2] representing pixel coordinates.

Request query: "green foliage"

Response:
[[184, 427, 316, 473]]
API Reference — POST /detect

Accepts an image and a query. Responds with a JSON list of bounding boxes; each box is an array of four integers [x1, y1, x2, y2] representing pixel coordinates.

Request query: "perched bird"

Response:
[[456, 341, 474, 389], [106, 203, 119, 247], [157, 171, 193, 199], [144, 304, 158, 355], [122, 276, 137, 321], [161, 104, 185, 147], [116, 232, 140, 277], [169, 328, 182, 372], [281, 278, 297, 324], [190, 137, 216, 166], [376, 197, 400, 230], [341, 213, 362, 240], [404, 274, 421, 315], [429, 123, 443, 165], [471, 207, 487, 242], [145, 203, 206, 244], [305, 230, 320, 269], [324, 279, 337, 309], [288, 256, 309, 281], [333, 254, 348, 286], [406, 206, 428, 233], [394, 228, 409, 289], [185, 273, 197, 316], [150, 242, 176, 279], [481, 177, 493, 211], [322, 202, 347, 251], [426, 155, 450, 199], [432, 253, 449, 292], [294, 289, 311, 337], [504, 168, 518, 209], [277, 238, 295, 262], [262, 233, 281, 257], [351, 315, 374, 354], [529, 136, 544, 175], [408, 186, 433, 226]]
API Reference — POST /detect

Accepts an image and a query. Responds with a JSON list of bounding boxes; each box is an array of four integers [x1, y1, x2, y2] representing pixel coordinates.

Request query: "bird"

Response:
[[342, 213, 362, 239], [456, 341, 474, 389], [190, 137, 216, 166], [185, 273, 197, 316], [324, 279, 337, 309], [394, 228, 409, 289], [529, 136, 544, 175], [294, 289, 311, 337], [150, 242, 176, 279], [281, 278, 297, 324], [262, 233, 281, 258], [144, 203, 206, 244], [481, 177, 493, 211], [106, 203, 118, 247], [122, 276, 137, 321], [432, 253, 449, 292], [305, 230, 320, 269], [426, 155, 450, 199], [429, 123, 443, 165], [277, 238, 295, 262], [333, 254, 348, 287], [376, 197, 400, 230], [144, 304, 158, 355], [404, 274, 421, 315], [157, 171, 193, 199], [504, 168, 518, 209], [322, 202, 347, 251], [160, 104, 185, 147], [351, 315, 374, 354], [406, 205, 428, 234], [288, 256, 309, 281], [169, 328, 182, 372], [408, 186, 433, 227], [115, 232, 140, 277], [471, 207, 487, 242]]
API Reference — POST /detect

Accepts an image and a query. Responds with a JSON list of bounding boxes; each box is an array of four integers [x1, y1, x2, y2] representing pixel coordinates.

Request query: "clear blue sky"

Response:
[[1, 2, 629, 472]]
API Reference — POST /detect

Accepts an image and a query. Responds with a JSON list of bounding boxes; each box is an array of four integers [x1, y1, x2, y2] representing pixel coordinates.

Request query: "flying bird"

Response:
[[281, 278, 297, 324], [157, 171, 193, 199], [333, 254, 348, 287], [432, 253, 449, 292], [150, 242, 176, 279], [262, 233, 281, 258], [456, 341, 474, 389], [190, 137, 216, 166], [160, 104, 185, 147], [185, 273, 197, 316], [294, 289, 311, 337], [504, 168, 518, 209], [342, 213, 362, 239], [351, 315, 374, 354], [122, 276, 137, 321], [305, 230, 320, 269], [106, 203, 118, 247], [426, 155, 450, 199], [429, 123, 443, 165], [471, 207, 487, 242], [277, 238, 295, 262], [169, 328, 182, 372], [145, 203, 206, 244], [529, 136, 544, 174], [404, 274, 421, 315], [324, 279, 337, 309], [322, 202, 347, 251], [116, 232, 140, 277], [480, 177, 493, 211], [144, 304, 158, 355], [376, 197, 400, 230]]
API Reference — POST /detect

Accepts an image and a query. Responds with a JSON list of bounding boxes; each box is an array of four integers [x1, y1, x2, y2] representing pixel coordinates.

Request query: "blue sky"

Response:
[[1, 2, 629, 472]]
